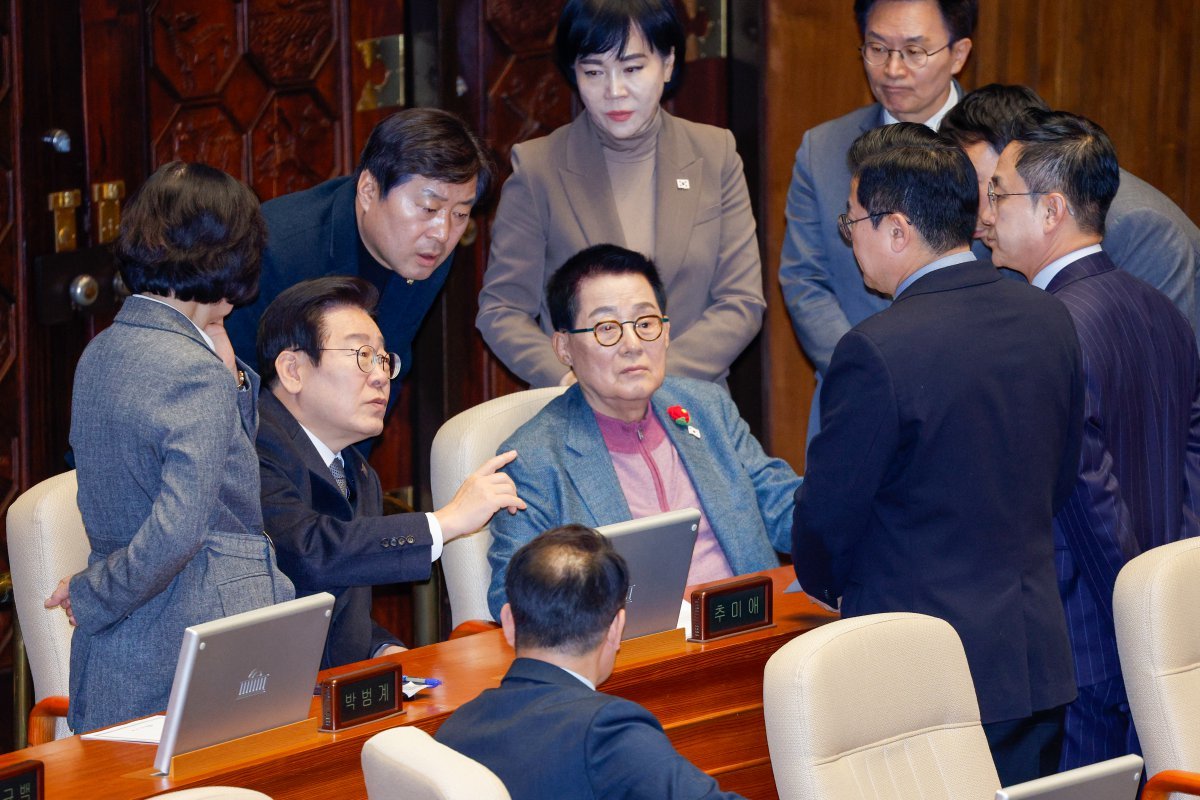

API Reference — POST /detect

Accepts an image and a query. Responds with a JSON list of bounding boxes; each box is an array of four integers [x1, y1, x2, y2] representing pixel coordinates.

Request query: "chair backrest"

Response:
[[153, 789, 273, 799], [429, 387, 567, 628], [763, 612, 1000, 800], [1114, 537, 1200, 784], [6, 470, 90, 740], [361, 727, 511, 800]]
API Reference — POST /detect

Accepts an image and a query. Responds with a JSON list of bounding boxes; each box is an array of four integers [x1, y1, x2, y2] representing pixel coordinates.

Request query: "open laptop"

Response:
[[596, 508, 701, 640], [996, 753, 1143, 800], [153, 592, 335, 774]]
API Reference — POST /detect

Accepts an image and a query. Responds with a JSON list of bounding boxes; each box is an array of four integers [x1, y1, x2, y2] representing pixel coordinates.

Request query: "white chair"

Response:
[[763, 612, 1000, 800], [361, 727, 510, 800], [6, 470, 90, 743], [1114, 537, 1200, 800], [429, 387, 566, 633], [153, 789, 273, 799]]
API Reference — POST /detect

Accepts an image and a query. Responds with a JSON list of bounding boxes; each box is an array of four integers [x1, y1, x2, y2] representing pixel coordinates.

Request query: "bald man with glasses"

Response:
[[255, 276, 524, 668]]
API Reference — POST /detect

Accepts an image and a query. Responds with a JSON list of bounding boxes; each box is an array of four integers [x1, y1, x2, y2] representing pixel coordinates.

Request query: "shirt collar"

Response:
[[298, 423, 341, 468], [881, 84, 959, 130], [560, 665, 596, 690], [1031, 244, 1103, 290], [134, 294, 216, 351], [894, 251, 976, 298]]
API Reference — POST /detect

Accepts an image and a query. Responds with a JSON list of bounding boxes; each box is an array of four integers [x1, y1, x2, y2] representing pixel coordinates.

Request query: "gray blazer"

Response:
[[477, 111, 765, 387], [68, 297, 294, 733], [487, 376, 800, 617]]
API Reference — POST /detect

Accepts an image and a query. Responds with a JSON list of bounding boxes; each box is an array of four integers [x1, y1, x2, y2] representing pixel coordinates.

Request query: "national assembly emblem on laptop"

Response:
[[238, 669, 270, 699]]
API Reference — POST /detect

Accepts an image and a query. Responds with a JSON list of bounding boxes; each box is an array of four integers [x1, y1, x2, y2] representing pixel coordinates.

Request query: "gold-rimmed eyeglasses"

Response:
[[860, 41, 952, 68], [563, 315, 669, 347], [838, 211, 897, 244], [986, 180, 1048, 207], [319, 345, 401, 379]]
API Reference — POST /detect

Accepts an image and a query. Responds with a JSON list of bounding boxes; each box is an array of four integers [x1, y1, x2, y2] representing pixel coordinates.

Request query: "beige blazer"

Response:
[[476, 110, 765, 387]]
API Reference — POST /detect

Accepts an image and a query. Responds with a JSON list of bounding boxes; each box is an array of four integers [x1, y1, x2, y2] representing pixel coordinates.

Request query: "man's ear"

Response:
[[949, 37, 972, 75], [888, 213, 912, 254], [500, 603, 517, 649], [607, 607, 626, 649], [552, 331, 573, 368], [274, 350, 304, 396], [1042, 193, 1072, 232], [356, 169, 379, 211]]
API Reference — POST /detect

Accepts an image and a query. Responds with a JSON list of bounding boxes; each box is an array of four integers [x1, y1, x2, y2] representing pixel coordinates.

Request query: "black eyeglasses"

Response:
[[319, 345, 401, 379], [860, 41, 952, 68], [986, 180, 1048, 207], [838, 211, 897, 244], [563, 315, 669, 347]]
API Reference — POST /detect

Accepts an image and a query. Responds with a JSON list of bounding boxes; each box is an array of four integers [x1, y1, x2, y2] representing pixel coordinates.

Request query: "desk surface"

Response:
[[0, 566, 835, 799]]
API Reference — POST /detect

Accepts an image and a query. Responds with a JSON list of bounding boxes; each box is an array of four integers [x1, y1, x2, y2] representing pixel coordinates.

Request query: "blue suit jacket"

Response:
[[68, 297, 294, 733], [487, 377, 800, 618], [793, 261, 1083, 724], [225, 176, 453, 402], [256, 390, 434, 668], [435, 658, 744, 800], [1045, 251, 1200, 687]]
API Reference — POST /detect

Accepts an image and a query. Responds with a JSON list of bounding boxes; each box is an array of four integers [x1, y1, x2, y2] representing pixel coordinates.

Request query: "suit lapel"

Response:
[[561, 114, 626, 247], [649, 387, 730, 526], [562, 389, 632, 524], [261, 391, 351, 512], [652, 112, 702, 279]]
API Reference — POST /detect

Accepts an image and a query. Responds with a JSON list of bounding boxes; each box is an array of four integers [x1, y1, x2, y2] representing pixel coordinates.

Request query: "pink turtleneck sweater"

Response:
[[594, 406, 733, 590]]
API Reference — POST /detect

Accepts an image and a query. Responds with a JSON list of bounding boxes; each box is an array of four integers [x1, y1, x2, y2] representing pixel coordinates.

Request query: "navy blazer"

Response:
[[225, 176, 453, 402], [488, 377, 800, 619], [435, 658, 743, 800], [256, 390, 433, 668], [793, 261, 1083, 724], [1045, 251, 1200, 687]]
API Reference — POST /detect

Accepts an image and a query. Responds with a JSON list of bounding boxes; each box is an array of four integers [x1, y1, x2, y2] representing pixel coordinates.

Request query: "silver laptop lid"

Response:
[[995, 754, 1142, 800], [154, 592, 334, 774], [596, 508, 700, 640]]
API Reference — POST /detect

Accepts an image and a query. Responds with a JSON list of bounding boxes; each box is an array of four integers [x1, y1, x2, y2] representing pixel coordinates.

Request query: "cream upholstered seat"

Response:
[[1114, 537, 1200, 800], [429, 387, 566, 630], [763, 612, 1000, 800], [154, 789, 273, 799], [6, 470, 91, 742], [361, 727, 510, 800]]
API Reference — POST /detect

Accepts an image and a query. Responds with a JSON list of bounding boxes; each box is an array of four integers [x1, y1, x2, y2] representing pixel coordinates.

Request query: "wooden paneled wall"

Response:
[[761, 0, 1200, 470]]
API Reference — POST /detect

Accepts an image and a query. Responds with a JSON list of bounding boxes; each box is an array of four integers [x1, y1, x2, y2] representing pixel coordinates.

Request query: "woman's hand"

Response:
[[45, 577, 78, 626], [204, 317, 239, 378]]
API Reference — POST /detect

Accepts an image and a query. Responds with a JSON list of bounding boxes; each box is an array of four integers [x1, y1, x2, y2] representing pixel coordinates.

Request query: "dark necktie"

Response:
[[329, 456, 349, 498]]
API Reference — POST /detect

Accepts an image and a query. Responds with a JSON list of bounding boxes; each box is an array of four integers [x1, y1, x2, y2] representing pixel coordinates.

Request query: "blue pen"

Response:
[[403, 675, 443, 687]]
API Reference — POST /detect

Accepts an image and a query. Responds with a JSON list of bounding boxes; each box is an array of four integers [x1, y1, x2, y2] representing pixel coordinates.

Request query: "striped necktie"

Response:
[[328, 456, 349, 498]]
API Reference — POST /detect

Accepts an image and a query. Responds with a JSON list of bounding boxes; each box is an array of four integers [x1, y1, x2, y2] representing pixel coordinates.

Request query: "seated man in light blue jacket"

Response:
[[487, 244, 801, 618]]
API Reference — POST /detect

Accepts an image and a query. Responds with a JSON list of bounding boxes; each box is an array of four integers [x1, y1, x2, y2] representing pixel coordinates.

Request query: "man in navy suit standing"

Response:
[[793, 131, 1083, 786], [779, 0, 976, 435], [437, 525, 743, 800], [984, 109, 1200, 771], [226, 109, 494, 411]]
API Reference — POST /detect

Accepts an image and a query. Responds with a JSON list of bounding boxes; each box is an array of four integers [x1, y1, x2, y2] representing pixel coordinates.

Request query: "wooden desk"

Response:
[[0, 567, 835, 798]]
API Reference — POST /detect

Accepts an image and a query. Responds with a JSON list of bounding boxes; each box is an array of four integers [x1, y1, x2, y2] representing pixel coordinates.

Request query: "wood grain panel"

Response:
[[762, 0, 1200, 465]]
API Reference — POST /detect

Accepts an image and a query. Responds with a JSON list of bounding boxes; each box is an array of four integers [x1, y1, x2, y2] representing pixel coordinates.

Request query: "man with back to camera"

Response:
[[981, 109, 1200, 771], [792, 130, 1083, 786], [435, 524, 745, 800], [226, 108, 494, 414], [254, 276, 524, 668], [939, 83, 1200, 340], [778, 0, 976, 434]]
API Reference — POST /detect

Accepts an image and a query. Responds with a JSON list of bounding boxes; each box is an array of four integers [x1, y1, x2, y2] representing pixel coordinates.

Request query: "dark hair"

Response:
[[854, 141, 978, 253], [847, 122, 941, 171], [506, 524, 629, 655], [1008, 109, 1119, 236], [546, 244, 667, 332], [554, 0, 686, 96], [854, 0, 978, 42], [939, 83, 1049, 153], [357, 108, 496, 204], [256, 276, 380, 387], [117, 161, 265, 306]]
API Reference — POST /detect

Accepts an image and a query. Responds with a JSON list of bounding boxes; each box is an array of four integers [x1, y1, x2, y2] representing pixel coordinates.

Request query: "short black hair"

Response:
[[256, 276, 380, 387], [357, 108, 495, 204], [1008, 109, 1119, 237], [554, 0, 686, 96], [854, 141, 978, 253], [506, 524, 629, 655], [847, 122, 941, 172], [117, 161, 265, 306], [854, 0, 978, 42], [939, 83, 1050, 153], [546, 244, 667, 332]]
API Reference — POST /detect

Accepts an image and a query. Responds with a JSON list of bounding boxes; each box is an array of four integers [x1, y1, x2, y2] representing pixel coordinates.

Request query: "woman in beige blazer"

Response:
[[476, 0, 765, 388]]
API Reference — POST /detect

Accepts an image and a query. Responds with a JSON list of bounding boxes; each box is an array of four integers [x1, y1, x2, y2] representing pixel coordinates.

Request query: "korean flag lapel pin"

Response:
[[676, 178, 690, 190]]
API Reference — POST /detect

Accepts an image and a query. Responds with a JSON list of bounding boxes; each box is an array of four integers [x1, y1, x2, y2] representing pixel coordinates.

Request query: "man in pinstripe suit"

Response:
[[985, 108, 1200, 771]]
